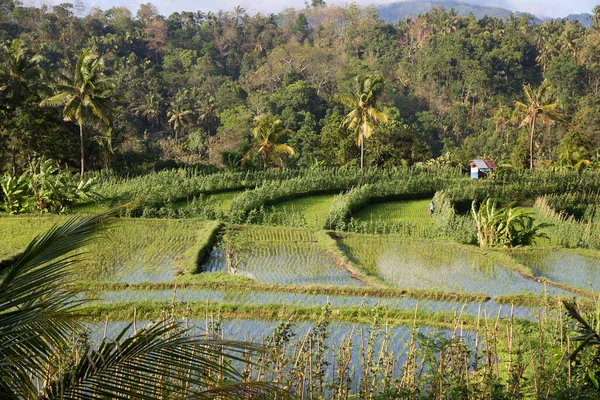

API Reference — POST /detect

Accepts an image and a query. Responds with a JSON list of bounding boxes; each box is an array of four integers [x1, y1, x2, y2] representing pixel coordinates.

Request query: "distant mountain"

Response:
[[377, 1, 593, 26], [377, 1, 528, 22], [562, 13, 593, 27]]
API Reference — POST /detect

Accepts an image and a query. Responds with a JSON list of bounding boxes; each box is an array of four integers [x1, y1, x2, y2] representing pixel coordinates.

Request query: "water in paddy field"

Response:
[[374, 242, 573, 298], [95, 289, 542, 321], [84, 318, 478, 394], [513, 250, 600, 291], [201, 247, 363, 286], [76, 253, 178, 283]]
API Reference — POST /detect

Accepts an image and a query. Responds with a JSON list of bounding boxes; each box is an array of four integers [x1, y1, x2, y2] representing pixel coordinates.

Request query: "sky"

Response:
[[22, 0, 600, 19]]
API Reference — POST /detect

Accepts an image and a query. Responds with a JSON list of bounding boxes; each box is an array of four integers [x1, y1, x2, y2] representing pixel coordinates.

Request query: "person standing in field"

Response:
[[428, 201, 434, 217]]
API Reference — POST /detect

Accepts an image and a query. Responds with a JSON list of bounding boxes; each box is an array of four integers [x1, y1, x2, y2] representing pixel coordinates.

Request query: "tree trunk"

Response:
[[12, 148, 16, 177], [529, 115, 536, 170], [80, 123, 85, 178], [360, 135, 364, 170]]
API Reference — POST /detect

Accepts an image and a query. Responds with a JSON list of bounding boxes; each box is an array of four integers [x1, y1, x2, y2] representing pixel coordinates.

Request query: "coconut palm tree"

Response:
[[0, 39, 43, 176], [0, 210, 278, 398], [40, 47, 114, 177], [513, 79, 566, 169], [0, 39, 43, 107], [167, 89, 193, 141], [243, 114, 294, 169], [339, 74, 388, 169]]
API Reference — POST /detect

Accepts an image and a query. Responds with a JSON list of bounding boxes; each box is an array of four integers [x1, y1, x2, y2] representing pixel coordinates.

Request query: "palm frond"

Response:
[[0, 210, 118, 397], [563, 300, 600, 360], [42, 322, 273, 400]]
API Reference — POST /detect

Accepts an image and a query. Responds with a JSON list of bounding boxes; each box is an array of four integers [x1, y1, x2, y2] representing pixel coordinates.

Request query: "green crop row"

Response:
[[185, 220, 225, 274], [534, 196, 600, 250], [441, 169, 600, 211], [323, 173, 451, 230], [229, 167, 462, 223]]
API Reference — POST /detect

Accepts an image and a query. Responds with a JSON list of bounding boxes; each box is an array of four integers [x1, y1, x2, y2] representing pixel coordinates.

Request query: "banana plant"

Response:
[[0, 172, 31, 214]]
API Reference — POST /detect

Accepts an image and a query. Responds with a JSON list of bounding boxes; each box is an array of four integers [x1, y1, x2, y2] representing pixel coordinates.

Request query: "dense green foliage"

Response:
[[2, 1, 600, 175]]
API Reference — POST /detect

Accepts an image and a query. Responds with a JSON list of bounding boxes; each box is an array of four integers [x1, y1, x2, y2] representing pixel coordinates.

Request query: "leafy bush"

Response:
[[471, 198, 549, 247], [1, 158, 96, 214]]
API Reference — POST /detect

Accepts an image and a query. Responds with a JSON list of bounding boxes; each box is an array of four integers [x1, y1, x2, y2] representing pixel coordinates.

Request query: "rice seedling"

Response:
[[200, 226, 362, 286], [74, 218, 208, 282], [340, 235, 572, 298], [353, 199, 433, 224], [91, 288, 540, 320], [175, 190, 242, 215], [262, 194, 336, 229]]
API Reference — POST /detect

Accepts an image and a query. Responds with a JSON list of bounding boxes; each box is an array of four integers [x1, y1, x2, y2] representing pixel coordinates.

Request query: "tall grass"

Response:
[[84, 300, 593, 399], [534, 196, 600, 249]]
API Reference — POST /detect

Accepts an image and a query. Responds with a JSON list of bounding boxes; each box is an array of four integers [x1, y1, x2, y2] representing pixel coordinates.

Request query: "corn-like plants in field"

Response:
[[535, 196, 600, 249]]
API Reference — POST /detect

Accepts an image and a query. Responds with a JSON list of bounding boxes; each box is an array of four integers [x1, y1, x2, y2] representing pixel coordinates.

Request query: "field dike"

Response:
[[314, 230, 384, 287], [185, 220, 225, 274], [481, 248, 598, 300]]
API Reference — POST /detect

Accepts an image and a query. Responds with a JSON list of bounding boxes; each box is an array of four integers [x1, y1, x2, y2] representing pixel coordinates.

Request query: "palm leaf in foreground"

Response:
[[1, 210, 117, 398], [41, 322, 278, 399], [563, 300, 600, 361], [0, 211, 281, 399]]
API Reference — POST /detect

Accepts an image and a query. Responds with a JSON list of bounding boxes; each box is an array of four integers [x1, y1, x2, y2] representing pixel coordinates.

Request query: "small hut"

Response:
[[469, 158, 497, 179]]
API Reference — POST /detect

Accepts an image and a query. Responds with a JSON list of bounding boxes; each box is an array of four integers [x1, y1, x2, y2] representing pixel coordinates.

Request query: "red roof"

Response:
[[469, 158, 497, 169]]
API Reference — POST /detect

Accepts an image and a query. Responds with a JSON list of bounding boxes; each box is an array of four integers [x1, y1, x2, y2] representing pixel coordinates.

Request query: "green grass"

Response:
[[0, 214, 68, 260], [353, 199, 433, 224], [72, 201, 110, 214], [264, 194, 337, 229], [175, 191, 242, 214]]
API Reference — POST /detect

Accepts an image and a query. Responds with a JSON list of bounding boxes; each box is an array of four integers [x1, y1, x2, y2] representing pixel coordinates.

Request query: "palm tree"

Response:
[[0, 39, 43, 107], [513, 79, 565, 169], [197, 92, 218, 135], [0, 211, 278, 398], [243, 114, 294, 169], [167, 89, 193, 141], [339, 74, 388, 169], [40, 47, 114, 177], [0, 39, 43, 176]]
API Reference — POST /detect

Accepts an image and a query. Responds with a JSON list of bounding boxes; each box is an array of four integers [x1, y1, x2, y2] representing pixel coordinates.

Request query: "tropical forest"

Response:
[[3, 0, 600, 398]]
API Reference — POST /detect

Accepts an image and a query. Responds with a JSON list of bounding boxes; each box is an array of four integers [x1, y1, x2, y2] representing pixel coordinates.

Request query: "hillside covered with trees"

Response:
[[2, 0, 600, 174]]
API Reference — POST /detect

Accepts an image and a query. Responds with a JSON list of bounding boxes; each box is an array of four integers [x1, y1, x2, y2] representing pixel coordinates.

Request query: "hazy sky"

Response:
[[23, 0, 600, 19]]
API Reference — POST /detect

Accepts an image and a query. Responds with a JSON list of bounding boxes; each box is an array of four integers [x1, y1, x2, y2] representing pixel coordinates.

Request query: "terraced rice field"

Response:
[[340, 235, 571, 298], [75, 219, 206, 283], [513, 249, 600, 291], [264, 194, 337, 228], [202, 227, 361, 286], [353, 199, 433, 224]]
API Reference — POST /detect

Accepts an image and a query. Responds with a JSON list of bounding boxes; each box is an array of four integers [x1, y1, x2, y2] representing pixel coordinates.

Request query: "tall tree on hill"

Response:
[[167, 89, 193, 141], [513, 79, 565, 169], [339, 74, 388, 169], [40, 47, 113, 177]]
